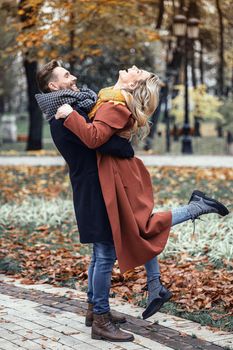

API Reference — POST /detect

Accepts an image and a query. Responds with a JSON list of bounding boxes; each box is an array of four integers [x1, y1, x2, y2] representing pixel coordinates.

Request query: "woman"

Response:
[[55, 66, 229, 338]]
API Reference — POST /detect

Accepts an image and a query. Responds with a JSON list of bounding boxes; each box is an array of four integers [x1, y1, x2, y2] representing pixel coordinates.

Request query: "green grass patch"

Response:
[[138, 297, 233, 331], [0, 197, 232, 263], [17, 119, 51, 139], [160, 301, 233, 332], [0, 257, 22, 274]]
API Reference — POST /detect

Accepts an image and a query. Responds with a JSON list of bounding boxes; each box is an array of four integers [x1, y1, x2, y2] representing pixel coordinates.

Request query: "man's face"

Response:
[[48, 67, 79, 92]]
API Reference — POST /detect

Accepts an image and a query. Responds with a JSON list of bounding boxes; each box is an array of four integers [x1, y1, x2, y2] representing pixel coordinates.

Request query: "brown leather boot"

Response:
[[91, 312, 134, 342], [85, 303, 126, 327]]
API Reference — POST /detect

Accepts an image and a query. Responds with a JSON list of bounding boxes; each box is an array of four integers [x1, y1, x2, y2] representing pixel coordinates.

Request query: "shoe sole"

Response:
[[92, 332, 134, 342], [189, 190, 229, 216], [142, 291, 173, 320]]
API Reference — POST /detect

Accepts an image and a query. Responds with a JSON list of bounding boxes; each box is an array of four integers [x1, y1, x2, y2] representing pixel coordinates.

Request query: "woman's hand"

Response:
[[117, 130, 132, 140], [55, 104, 73, 119]]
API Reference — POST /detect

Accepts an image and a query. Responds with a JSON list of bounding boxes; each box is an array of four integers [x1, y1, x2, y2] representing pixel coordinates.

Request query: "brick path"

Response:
[[0, 279, 232, 350]]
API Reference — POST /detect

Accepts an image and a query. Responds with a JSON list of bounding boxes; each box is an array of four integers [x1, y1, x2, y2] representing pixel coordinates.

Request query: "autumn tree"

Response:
[[5, 0, 162, 149], [12, 0, 164, 92], [1, 0, 232, 150]]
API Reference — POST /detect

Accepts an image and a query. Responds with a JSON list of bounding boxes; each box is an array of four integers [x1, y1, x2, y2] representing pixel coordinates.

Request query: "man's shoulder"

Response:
[[49, 116, 83, 144]]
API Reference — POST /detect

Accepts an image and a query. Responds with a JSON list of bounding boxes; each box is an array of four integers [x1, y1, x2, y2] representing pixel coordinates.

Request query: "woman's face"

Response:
[[118, 65, 151, 88]]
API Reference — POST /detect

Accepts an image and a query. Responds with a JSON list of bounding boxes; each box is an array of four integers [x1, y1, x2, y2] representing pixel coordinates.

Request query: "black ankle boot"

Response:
[[188, 190, 229, 220], [142, 279, 173, 320]]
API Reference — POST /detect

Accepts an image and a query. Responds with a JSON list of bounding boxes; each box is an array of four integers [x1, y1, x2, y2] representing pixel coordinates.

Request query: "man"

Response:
[[36, 60, 136, 342]]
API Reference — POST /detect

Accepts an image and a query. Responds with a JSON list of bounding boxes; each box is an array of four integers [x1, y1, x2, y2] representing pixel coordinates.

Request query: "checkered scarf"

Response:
[[35, 88, 97, 121]]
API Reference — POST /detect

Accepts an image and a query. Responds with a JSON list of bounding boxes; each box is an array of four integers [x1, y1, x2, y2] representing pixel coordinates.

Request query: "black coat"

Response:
[[49, 107, 134, 243]]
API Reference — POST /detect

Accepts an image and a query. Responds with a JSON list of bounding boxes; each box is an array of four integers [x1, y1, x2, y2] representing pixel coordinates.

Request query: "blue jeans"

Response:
[[87, 242, 117, 314], [87, 205, 192, 314]]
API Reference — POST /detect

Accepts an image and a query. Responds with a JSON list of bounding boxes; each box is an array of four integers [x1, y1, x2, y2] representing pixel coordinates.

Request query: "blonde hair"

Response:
[[122, 73, 162, 139]]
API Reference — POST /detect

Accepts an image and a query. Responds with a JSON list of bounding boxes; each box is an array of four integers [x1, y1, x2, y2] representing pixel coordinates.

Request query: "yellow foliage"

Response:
[[171, 85, 224, 124], [17, 9, 25, 16], [9, 0, 161, 61]]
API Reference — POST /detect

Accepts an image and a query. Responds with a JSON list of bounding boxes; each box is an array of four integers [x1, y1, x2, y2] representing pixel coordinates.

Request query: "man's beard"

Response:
[[70, 81, 79, 92]]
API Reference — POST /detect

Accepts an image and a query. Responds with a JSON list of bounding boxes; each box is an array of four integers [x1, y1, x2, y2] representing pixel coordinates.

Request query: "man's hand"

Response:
[[55, 104, 73, 119]]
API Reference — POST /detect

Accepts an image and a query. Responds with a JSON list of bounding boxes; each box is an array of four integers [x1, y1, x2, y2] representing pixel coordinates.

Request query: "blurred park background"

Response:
[[0, 0, 232, 155], [0, 0, 233, 333]]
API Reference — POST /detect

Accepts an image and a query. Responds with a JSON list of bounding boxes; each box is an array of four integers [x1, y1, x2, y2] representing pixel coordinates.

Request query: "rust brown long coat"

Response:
[[64, 102, 172, 273]]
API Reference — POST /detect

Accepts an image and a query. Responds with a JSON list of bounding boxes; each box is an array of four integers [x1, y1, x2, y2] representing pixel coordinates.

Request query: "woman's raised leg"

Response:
[[143, 190, 229, 320]]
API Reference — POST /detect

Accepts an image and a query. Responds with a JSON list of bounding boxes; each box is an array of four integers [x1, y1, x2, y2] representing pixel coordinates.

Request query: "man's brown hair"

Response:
[[37, 60, 61, 93]]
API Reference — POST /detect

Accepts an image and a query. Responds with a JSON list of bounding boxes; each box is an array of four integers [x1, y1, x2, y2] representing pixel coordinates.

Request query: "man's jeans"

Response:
[[87, 242, 117, 314], [87, 205, 192, 314]]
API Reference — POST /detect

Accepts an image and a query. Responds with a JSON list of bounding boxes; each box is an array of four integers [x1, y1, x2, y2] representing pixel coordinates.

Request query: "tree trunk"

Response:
[[226, 131, 233, 155], [179, 0, 185, 13], [188, 1, 200, 88], [156, 0, 165, 29], [0, 95, 4, 115], [231, 67, 233, 95], [19, 0, 43, 150], [216, 122, 223, 138], [24, 59, 43, 150], [0, 68, 5, 115], [194, 117, 201, 137], [143, 91, 163, 150], [164, 84, 171, 152], [199, 39, 204, 84], [172, 0, 176, 15], [69, 0, 76, 72], [215, 0, 225, 96], [173, 124, 179, 141]]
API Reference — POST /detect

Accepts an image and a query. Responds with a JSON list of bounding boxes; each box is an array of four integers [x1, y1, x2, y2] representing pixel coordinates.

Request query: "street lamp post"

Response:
[[173, 15, 200, 154], [164, 37, 176, 153]]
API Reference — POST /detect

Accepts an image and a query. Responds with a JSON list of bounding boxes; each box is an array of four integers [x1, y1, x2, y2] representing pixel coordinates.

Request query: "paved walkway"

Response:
[[0, 155, 233, 167], [0, 275, 232, 350]]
